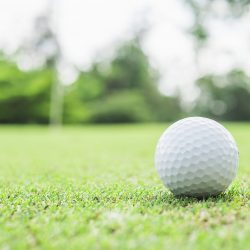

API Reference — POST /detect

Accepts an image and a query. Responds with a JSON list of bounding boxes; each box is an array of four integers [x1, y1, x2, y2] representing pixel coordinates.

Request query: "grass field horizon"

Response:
[[0, 123, 249, 249]]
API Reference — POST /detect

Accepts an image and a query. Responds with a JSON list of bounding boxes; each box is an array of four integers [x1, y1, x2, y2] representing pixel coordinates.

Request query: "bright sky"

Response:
[[0, 0, 249, 101]]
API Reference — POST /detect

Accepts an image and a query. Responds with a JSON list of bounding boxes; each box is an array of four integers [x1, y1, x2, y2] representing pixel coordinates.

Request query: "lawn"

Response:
[[0, 123, 249, 249]]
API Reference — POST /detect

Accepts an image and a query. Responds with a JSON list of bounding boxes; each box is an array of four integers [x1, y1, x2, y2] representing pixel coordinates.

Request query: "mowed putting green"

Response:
[[0, 123, 249, 249]]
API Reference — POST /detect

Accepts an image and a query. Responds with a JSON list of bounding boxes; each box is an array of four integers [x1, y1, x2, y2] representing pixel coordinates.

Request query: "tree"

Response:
[[64, 36, 182, 123], [184, 0, 250, 70], [0, 55, 52, 123], [193, 70, 250, 120]]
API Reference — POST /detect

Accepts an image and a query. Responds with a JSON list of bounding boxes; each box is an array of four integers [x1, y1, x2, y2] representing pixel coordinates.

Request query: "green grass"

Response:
[[0, 123, 249, 249]]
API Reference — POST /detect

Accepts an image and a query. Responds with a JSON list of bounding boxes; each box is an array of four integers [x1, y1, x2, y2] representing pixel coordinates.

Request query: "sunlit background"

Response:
[[0, 0, 250, 124]]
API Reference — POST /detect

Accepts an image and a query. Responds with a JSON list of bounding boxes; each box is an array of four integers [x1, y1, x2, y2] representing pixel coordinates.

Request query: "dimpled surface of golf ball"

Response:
[[155, 117, 239, 197]]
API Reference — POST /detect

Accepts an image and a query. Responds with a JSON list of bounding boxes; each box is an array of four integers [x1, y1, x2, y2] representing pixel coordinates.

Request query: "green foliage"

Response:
[[89, 91, 152, 123], [104, 40, 157, 92], [0, 37, 183, 124], [63, 90, 90, 124], [193, 70, 250, 120], [185, 0, 250, 47], [63, 71, 104, 123], [226, 0, 250, 16], [190, 23, 208, 43], [185, 0, 211, 46], [64, 39, 182, 123], [72, 71, 105, 101], [0, 58, 52, 123], [142, 88, 182, 122], [0, 124, 249, 249]]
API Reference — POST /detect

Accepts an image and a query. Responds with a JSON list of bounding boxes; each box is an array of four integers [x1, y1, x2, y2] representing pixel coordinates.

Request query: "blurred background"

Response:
[[0, 0, 250, 125]]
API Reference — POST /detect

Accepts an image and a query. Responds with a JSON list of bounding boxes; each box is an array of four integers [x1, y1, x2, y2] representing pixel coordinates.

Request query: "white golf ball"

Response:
[[155, 117, 239, 197]]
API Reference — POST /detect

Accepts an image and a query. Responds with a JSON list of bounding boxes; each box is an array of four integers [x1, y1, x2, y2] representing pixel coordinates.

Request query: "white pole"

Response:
[[48, 0, 64, 128]]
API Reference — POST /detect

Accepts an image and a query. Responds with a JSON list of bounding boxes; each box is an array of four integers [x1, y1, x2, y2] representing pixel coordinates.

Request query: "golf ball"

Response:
[[155, 117, 239, 197]]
